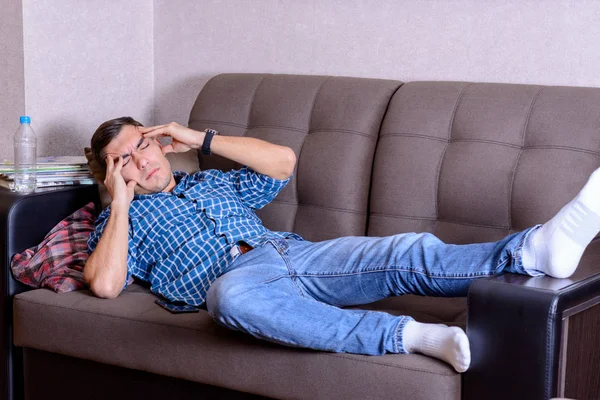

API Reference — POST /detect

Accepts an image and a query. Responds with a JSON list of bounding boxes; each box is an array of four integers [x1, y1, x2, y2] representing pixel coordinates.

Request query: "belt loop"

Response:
[[268, 238, 289, 255]]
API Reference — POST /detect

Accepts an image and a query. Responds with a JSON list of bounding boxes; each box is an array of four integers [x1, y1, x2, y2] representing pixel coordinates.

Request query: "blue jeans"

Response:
[[206, 228, 541, 356]]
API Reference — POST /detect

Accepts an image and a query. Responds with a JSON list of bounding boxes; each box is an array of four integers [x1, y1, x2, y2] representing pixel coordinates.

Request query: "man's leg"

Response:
[[275, 166, 600, 370], [274, 229, 537, 373], [207, 228, 533, 373], [206, 243, 411, 357], [206, 167, 600, 372]]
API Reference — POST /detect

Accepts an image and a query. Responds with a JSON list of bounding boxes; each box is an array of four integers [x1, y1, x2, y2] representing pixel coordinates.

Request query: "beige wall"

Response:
[[0, 0, 25, 160], [19, 0, 154, 157], [154, 0, 600, 125], [2, 0, 154, 160], [4, 0, 600, 159]]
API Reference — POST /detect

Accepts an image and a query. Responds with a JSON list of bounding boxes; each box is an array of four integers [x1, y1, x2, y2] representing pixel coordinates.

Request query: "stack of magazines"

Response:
[[0, 156, 94, 190]]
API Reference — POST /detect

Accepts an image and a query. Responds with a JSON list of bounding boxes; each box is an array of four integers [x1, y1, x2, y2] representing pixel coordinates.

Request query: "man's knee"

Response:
[[206, 271, 260, 326], [409, 232, 444, 246], [389, 231, 442, 247]]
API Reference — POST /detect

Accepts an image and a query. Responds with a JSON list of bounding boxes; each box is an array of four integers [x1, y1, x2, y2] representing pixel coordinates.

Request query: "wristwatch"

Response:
[[201, 128, 219, 155]]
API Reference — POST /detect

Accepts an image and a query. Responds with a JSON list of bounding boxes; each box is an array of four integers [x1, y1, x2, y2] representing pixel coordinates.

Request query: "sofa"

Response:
[[2, 73, 600, 400]]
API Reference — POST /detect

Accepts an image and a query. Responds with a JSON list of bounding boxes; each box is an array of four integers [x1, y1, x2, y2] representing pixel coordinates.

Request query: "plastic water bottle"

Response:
[[13, 116, 37, 193]]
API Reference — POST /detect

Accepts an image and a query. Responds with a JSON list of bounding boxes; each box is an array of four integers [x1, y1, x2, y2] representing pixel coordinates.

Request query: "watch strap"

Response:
[[201, 129, 218, 155]]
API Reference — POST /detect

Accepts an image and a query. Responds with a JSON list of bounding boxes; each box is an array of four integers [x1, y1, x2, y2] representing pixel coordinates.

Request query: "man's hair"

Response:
[[91, 116, 143, 169]]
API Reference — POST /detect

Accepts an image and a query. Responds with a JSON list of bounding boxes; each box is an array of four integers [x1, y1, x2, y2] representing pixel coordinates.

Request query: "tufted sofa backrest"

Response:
[[369, 82, 600, 244], [188, 73, 401, 241], [186, 75, 600, 245]]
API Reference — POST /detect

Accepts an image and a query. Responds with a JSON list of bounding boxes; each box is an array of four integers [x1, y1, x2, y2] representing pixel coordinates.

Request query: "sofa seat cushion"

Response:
[[14, 284, 463, 400]]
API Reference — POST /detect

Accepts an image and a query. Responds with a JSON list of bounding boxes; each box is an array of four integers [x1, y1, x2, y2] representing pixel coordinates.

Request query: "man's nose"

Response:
[[133, 153, 149, 169]]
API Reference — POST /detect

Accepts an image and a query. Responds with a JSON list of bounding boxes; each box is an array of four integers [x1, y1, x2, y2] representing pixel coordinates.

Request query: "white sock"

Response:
[[402, 320, 470, 373], [522, 167, 600, 279]]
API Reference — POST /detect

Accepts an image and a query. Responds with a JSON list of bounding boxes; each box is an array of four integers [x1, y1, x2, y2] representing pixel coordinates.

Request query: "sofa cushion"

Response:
[[188, 73, 402, 241], [14, 285, 463, 400]]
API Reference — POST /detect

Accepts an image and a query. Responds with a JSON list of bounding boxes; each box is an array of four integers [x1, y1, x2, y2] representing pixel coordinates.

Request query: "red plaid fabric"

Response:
[[11, 202, 96, 293]]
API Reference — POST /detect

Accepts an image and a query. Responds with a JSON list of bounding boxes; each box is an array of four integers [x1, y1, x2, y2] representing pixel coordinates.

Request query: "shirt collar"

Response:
[[133, 170, 189, 200]]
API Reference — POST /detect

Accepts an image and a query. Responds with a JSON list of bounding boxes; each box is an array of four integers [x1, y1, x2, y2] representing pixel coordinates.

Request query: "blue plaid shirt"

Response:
[[88, 167, 303, 306]]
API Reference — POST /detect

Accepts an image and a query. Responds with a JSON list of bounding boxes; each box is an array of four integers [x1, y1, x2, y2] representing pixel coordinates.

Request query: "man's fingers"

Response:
[[143, 130, 172, 139], [139, 125, 170, 137], [104, 156, 123, 180], [161, 144, 174, 155], [126, 180, 137, 188], [105, 156, 117, 176], [113, 155, 123, 173], [138, 124, 167, 133], [144, 132, 170, 139]]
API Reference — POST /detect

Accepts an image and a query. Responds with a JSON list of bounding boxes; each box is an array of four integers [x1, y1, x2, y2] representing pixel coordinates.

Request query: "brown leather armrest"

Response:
[[463, 240, 600, 400]]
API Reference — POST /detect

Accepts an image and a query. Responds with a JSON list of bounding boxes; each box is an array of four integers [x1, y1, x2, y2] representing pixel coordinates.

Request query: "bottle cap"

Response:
[[20, 116, 31, 124]]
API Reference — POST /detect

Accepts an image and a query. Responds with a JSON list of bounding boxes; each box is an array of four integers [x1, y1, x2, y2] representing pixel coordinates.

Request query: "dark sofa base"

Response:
[[22, 348, 271, 400]]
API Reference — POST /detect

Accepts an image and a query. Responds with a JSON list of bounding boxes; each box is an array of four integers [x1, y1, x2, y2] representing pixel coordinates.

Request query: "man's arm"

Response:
[[84, 156, 136, 299], [140, 122, 297, 180]]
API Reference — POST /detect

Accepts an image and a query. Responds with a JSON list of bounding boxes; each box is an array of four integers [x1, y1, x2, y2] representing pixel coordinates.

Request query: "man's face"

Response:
[[103, 124, 176, 194]]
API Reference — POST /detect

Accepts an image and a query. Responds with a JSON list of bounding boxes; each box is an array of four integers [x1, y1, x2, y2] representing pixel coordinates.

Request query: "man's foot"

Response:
[[523, 168, 600, 278], [402, 320, 470, 373]]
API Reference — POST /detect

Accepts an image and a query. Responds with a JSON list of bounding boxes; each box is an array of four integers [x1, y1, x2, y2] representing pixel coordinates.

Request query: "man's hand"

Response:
[[104, 156, 137, 209], [86, 155, 135, 299], [141, 121, 296, 180], [139, 122, 203, 155]]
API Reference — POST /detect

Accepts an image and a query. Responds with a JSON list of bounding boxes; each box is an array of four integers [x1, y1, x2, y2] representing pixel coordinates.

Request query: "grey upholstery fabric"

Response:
[[14, 285, 462, 400], [188, 73, 401, 241], [370, 82, 600, 244]]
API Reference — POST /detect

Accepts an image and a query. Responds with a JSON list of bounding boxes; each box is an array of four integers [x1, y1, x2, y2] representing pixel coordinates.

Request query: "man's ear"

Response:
[[84, 147, 106, 181]]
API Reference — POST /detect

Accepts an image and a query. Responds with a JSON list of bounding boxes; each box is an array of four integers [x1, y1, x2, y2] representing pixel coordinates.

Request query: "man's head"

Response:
[[91, 117, 175, 194]]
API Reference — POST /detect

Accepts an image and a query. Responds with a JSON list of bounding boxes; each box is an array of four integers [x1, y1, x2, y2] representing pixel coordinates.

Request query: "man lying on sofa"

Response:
[[85, 116, 598, 373]]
